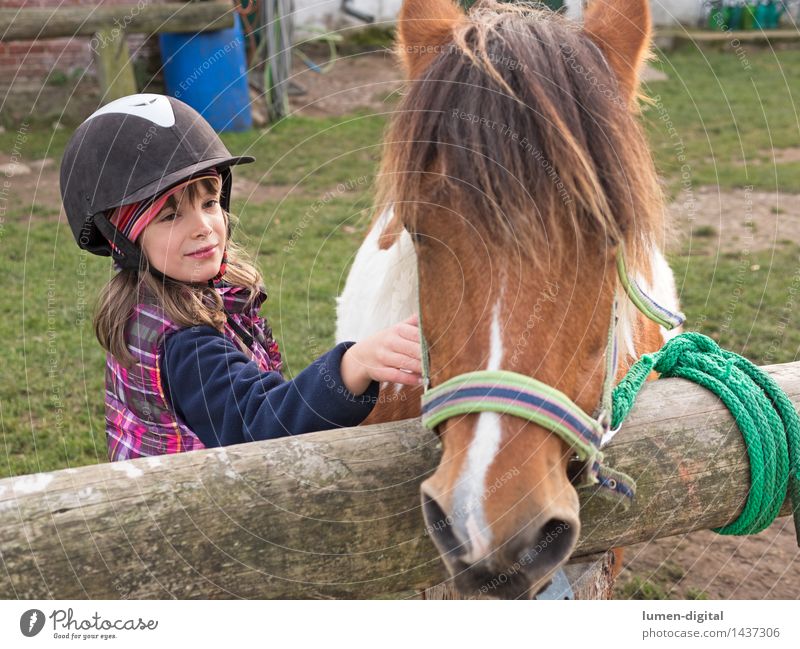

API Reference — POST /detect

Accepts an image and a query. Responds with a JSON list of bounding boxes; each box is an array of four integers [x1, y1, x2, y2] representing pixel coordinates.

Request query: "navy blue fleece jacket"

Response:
[[160, 326, 380, 447]]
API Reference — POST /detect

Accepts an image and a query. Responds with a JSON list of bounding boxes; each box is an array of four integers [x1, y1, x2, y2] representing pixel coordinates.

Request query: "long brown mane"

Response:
[[377, 1, 663, 274]]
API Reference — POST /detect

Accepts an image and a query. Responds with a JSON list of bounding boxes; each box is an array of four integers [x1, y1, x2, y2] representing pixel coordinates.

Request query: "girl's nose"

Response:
[[189, 205, 214, 237]]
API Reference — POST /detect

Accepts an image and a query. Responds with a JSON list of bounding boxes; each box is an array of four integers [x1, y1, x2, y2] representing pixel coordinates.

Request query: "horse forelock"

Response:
[[377, 2, 664, 276]]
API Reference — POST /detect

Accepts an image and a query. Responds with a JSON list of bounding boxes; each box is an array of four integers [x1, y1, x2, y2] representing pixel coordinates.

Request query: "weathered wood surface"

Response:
[[93, 26, 138, 102], [1, 362, 798, 599], [0, 3, 233, 41]]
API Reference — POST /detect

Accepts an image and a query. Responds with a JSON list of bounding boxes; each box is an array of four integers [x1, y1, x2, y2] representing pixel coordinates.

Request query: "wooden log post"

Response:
[[93, 27, 138, 102], [0, 362, 798, 599]]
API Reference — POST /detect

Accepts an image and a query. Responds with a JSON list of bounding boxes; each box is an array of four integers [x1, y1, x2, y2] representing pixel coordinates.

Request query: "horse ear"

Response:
[[583, 0, 652, 106], [396, 0, 465, 79]]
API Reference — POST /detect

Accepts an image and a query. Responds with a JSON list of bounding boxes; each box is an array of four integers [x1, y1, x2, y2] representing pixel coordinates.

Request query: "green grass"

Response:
[[671, 243, 800, 365], [618, 576, 671, 600], [221, 112, 387, 192], [643, 46, 800, 194], [2, 47, 800, 480], [692, 225, 717, 238], [0, 122, 72, 161], [615, 561, 709, 600]]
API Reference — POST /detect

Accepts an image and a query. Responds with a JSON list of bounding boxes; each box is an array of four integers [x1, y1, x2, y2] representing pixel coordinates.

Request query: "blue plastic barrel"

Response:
[[159, 13, 252, 132]]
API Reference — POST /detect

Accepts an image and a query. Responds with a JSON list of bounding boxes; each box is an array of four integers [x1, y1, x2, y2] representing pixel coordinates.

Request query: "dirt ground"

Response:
[[617, 518, 800, 599], [5, 52, 799, 600], [667, 184, 800, 255], [288, 49, 404, 117]]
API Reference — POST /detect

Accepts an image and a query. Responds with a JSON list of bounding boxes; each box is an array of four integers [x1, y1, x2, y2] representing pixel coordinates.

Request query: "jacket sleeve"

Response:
[[160, 325, 380, 448]]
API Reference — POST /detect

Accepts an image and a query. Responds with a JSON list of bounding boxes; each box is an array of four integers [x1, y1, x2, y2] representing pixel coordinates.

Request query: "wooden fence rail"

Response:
[[0, 4, 234, 41], [0, 362, 797, 599]]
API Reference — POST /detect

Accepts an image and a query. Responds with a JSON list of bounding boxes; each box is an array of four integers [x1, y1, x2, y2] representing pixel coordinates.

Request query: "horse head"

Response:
[[375, 0, 664, 598]]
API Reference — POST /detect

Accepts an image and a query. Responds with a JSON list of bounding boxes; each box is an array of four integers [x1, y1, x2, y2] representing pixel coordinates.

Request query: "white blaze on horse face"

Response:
[[454, 299, 505, 564], [335, 206, 418, 341]]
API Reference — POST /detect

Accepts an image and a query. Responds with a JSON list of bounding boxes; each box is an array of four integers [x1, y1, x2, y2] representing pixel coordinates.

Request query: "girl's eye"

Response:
[[159, 212, 176, 222], [204, 199, 219, 209]]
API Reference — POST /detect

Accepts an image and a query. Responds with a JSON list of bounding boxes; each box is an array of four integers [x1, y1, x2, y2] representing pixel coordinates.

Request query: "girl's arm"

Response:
[[161, 326, 380, 447]]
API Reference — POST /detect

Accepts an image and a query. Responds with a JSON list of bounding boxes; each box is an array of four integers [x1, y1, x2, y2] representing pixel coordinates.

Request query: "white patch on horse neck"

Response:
[[615, 245, 682, 360], [615, 286, 638, 362], [335, 206, 418, 344], [646, 247, 683, 342], [455, 299, 505, 563]]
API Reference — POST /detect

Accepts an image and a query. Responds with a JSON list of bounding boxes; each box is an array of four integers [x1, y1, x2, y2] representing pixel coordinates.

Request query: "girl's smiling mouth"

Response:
[[185, 244, 218, 259]]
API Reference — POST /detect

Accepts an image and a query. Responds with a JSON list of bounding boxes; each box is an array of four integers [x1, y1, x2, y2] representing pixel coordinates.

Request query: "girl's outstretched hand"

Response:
[[340, 314, 423, 396]]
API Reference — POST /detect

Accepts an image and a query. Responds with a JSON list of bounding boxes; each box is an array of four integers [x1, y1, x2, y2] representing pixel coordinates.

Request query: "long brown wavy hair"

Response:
[[93, 175, 264, 368]]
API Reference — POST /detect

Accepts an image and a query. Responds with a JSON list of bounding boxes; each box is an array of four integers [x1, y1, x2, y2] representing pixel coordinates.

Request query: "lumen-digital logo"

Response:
[[20, 609, 46, 637]]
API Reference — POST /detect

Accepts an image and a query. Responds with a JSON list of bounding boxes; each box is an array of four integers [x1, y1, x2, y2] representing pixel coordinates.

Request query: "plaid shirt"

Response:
[[105, 283, 282, 461]]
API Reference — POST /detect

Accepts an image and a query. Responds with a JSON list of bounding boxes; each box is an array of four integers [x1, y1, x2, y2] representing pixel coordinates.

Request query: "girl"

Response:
[[60, 93, 421, 461]]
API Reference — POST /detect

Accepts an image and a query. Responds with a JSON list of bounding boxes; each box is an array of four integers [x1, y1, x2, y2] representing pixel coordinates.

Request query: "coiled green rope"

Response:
[[611, 332, 800, 545]]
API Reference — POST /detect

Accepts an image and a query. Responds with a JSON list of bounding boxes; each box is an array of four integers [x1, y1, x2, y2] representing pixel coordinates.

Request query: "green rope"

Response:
[[611, 332, 800, 544]]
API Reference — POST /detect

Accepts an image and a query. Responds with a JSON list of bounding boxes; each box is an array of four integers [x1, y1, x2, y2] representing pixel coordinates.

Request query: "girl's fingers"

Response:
[[390, 334, 422, 360], [379, 350, 423, 376], [397, 322, 422, 344]]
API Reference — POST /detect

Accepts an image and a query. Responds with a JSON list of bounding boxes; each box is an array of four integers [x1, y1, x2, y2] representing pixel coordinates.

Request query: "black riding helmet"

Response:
[[60, 93, 254, 270]]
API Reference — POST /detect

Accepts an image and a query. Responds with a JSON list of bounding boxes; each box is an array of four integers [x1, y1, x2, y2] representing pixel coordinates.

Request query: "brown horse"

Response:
[[336, 0, 680, 598]]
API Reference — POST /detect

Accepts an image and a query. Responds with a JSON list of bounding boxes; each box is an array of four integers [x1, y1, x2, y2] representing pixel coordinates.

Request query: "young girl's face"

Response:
[[140, 179, 226, 283]]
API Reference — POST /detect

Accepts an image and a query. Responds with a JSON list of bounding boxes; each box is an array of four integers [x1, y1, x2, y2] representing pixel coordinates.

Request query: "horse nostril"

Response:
[[421, 490, 468, 563], [510, 517, 578, 577]]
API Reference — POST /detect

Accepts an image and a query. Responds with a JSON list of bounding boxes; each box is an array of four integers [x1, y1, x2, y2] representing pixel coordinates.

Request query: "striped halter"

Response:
[[418, 251, 684, 504]]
